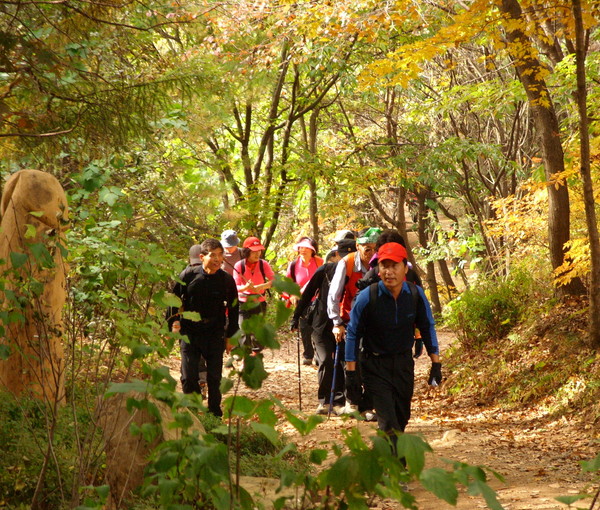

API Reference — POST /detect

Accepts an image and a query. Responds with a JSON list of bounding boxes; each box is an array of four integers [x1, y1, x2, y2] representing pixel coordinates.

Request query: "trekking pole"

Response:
[[327, 342, 341, 419], [296, 330, 302, 411]]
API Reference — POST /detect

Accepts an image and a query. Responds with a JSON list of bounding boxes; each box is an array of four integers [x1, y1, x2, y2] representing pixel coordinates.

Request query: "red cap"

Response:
[[243, 236, 265, 251], [377, 242, 407, 264]]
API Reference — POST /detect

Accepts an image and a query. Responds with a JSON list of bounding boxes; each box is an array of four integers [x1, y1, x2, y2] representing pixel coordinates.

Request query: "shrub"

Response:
[[442, 266, 537, 349]]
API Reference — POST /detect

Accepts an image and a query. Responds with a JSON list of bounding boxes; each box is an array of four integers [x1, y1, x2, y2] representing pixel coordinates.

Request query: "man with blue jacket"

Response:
[[344, 242, 442, 454]]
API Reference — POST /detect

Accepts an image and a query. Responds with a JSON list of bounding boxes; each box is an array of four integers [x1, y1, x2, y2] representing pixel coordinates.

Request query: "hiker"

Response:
[[333, 229, 356, 243], [220, 229, 243, 277], [286, 236, 323, 365], [291, 239, 357, 415], [233, 236, 274, 354], [357, 229, 422, 290], [167, 239, 239, 417], [168, 245, 209, 396], [327, 227, 381, 414], [357, 229, 424, 360], [344, 242, 442, 456]]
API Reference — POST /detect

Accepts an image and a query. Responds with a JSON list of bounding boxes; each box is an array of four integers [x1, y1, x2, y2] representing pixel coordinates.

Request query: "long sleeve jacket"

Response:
[[169, 265, 239, 338], [293, 262, 337, 337], [345, 280, 439, 362]]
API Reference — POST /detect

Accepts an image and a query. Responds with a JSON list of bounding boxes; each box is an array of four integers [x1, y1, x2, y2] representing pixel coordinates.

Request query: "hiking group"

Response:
[[166, 227, 442, 452]]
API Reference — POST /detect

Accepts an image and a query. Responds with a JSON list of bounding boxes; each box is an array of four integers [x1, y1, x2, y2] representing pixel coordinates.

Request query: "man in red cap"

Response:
[[344, 242, 442, 457]]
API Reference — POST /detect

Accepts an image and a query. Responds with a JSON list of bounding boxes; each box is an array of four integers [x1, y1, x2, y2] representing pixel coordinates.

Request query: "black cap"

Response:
[[336, 239, 357, 257]]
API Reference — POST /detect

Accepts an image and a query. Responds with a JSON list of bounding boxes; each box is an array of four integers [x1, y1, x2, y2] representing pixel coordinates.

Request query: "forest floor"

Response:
[[168, 328, 599, 509], [234, 328, 598, 509]]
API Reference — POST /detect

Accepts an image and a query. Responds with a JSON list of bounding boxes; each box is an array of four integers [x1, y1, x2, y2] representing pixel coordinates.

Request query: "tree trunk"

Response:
[[499, 0, 586, 298], [437, 259, 458, 301], [572, 0, 600, 347], [307, 109, 320, 247], [417, 192, 442, 314]]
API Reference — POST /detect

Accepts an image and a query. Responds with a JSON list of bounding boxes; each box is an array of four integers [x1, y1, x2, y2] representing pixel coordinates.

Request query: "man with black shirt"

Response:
[[292, 239, 356, 415], [168, 239, 239, 417]]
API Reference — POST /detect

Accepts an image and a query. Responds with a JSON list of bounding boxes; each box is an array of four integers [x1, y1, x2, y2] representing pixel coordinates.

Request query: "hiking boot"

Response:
[[340, 403, 359, 415], [315, 403, 328, 415], [332, 405, 345, 416], [302, 358, 313, 366], [362, 410, 377, 422]]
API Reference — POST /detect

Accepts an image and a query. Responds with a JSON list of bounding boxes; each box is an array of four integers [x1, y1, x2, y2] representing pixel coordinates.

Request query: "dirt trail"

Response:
[[167, 328, 597, 509], [235, 329, 597, 509]]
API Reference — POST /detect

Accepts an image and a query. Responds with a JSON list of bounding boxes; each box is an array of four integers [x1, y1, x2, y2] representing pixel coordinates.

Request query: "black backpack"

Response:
[[240, 258, 267, 281]]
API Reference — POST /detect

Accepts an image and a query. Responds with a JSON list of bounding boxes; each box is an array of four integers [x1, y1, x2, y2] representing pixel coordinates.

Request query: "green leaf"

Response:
[[105, 380, 150, 396], [99, 186, 123, 207], [220, 377, 234, 395], [396, 434, 432, 476], [581, 452, 600, 472], [355, 450, 383, 490], [326, 456, 360, 493], [29, 243, 54, 267], [158, 478, 179, 502], [181, 311, 201, 322], [9, 251, 28, 269], [131, 344, 153, 360], [94, 484, 110, 499], [153, 290, 182, 308], [467, 479, 503, 510], [24, 224, 37, 239], [241, 353, 268, 389], [250, 422, 279, 446], [226, 395, 255, 416], [271, 274, 300, 296], [0, 345, 9, 360], [29, 211, 45, 218], [420, 468, 458, 505], [155, 451, 180, 472], [555, 495, 589, 505], [274, 299, 293, 329], [309, 448, 328, 464], [283, 410, 324, 436]]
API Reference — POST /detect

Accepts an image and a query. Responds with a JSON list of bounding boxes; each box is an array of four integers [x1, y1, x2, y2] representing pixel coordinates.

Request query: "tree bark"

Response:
[[572, 0, 600, 347], [499, 0, 586, 297], [417, 192, 442, 314]]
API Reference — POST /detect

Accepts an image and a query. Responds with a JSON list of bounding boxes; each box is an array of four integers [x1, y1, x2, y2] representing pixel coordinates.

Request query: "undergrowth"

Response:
[[443, 275, 600, 428]]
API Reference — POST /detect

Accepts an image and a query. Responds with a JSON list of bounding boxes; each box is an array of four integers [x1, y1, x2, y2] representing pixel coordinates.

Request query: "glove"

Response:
[[290, 318, 299, 331], [344, 370, 362, 404], [413, 339, 423, 358], [428, 362, 442, 386]]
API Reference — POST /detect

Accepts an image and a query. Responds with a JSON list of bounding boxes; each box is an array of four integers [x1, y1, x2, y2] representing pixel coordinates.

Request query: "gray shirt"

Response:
[[222, 247, 243, 277]]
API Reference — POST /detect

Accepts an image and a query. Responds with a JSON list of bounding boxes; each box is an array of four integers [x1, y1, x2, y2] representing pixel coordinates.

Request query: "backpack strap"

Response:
[[367, 282, 378, 318], [345, 252, 355, 277], [367, 281, 419, 316], [407, 281, 419, 311], [241, 259, 267, 282], [259, 259, 267, 282], [290, 259, 297, 282]]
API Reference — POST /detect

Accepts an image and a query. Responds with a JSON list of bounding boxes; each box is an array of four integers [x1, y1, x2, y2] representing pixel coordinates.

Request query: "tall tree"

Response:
[[497, 0, 586, 297], [571, 0, 600, 347]]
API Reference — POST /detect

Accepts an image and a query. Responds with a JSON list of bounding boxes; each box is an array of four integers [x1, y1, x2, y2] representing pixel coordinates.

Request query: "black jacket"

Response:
[[293, 262, 337, 337], [168, 264, 239, 338]]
